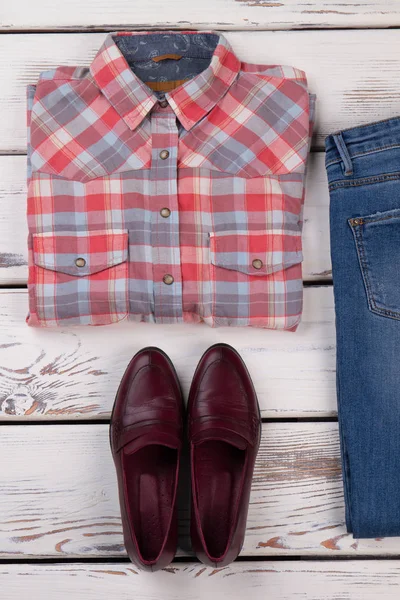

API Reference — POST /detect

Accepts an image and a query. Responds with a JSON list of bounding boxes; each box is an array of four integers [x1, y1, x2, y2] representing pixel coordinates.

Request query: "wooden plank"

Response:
[[0, 286, 336, 420], [0, 156, 27, 283], [2, 1, 400, 31], [3, 421, 400, 558], [0, 152, 330, 285], [2, 561, 400, 600], [2, 30, 400, 152]]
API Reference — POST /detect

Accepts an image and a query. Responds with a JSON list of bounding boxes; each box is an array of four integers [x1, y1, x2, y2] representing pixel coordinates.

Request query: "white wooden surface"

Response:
[[3, 561, 400, 600], [2, 0, 400, 31], [0, 287, 336, 419], [2, 4, 400, 598]]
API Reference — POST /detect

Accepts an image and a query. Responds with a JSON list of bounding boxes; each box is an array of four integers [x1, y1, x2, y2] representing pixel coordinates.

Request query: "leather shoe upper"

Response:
[[188, 343, 261, 567], [110, 346, 183, 571]]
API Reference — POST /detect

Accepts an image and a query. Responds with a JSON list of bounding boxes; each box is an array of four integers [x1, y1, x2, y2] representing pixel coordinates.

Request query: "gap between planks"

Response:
[[3, 0, 400, 31], [3, 26, 400, 34], [0, 415, 339, 426], [3, 554, 400, 564], [0, 286, 337, 420]]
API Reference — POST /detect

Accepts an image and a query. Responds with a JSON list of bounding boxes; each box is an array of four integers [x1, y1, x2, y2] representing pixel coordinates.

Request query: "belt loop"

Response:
[[332, 132, 353, 176]]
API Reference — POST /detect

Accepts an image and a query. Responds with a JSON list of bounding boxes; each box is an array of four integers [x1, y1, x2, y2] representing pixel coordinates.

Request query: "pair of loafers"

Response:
[[110, 343, 261, 571]]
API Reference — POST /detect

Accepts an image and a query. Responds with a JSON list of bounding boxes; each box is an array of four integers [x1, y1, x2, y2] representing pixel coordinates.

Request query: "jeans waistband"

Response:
[[325, 115, 400, 167]]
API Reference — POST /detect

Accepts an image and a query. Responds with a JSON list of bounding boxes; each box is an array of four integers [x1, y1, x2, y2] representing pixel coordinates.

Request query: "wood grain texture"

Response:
[[2, 30, 400, 152], [2, 0, 400, 31], [0, 286, 336, 420], [0, 156, 27, 282], [0, 152, 330, 285], [3, 422, 400, 558], [2, 561, 400, 600]]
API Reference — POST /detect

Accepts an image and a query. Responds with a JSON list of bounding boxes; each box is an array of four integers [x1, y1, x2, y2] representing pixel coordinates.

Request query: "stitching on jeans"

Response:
[[325, 158, 342, 167], [333, 133, 353, 176], [349, 143, 400, 158], [326, 143, 400, 168], [329, 172, 400, 191], [350, 221, 400, 320], [358, 213, 400, 225]]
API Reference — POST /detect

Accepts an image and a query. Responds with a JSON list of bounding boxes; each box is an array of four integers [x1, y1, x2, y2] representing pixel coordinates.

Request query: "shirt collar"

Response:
[[89, 31, 241, 132]]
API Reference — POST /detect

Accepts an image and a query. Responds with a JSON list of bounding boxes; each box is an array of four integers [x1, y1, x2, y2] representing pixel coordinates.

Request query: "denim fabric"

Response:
[[325, 116, 400, 538], [114, 32, 218, 100]]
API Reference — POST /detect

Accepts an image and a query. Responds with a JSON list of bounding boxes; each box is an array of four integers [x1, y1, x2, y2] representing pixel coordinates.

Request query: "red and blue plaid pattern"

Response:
[[26, 30, 315, 329], [32, 230, 128, 325]]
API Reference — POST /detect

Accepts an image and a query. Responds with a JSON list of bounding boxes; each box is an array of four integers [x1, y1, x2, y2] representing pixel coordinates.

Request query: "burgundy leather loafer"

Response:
[[188, 343, 261, 567], [110, 347, 183, 571]]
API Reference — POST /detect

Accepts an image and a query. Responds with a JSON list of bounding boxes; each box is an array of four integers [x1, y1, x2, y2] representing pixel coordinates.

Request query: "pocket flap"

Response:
[[32, 229, 128, 276], [210, 230, 303, 275]]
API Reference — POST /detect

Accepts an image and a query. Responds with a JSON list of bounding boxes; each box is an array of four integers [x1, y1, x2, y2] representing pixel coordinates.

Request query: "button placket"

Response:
[[150, 106, 183, 323]]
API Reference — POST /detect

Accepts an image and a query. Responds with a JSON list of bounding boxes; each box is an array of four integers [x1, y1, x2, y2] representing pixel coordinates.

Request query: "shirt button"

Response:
[[252, 258, 263, 270], [160, 207, 171, 218], [163, 274, 174, 285], [75, 257, 86, 268], [159, 149, 170, 160], [159, 100, 168, 108]]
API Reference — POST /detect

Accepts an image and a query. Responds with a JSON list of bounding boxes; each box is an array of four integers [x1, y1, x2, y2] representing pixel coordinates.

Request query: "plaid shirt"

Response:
[[26, 30, 315, 329]]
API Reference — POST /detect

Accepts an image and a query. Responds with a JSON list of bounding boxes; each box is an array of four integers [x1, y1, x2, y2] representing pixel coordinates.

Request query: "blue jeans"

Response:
[[325, 116, 400, 538]]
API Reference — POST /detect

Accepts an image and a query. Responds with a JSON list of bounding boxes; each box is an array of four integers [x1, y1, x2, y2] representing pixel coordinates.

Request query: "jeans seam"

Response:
[[334, 321, 353, 534], [331, 114, 400, 136], [329, 172, 400, 191], [348, 143, 400, 158], [332, 133, 353, 176], [357, 213, 400, 225], [326, 143, 400, 169]]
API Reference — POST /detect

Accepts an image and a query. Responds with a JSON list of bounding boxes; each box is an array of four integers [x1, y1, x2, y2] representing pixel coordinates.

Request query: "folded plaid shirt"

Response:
[[26, 30, 316, 329]]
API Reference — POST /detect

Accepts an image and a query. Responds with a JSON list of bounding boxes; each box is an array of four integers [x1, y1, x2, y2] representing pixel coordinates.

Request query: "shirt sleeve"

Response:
[[26, 84, 36, 187], [298, 93, 317, 231], [308, 93, 317, 140]]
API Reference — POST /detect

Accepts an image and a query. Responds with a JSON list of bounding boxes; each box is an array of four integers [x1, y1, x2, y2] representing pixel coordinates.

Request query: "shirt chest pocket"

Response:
[[29, 229, 129, 326], [209, 230, 304, 327]]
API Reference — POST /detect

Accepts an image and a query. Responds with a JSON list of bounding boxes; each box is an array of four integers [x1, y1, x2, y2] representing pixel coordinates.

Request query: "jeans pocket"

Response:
[[349, 208, 400, 319]]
